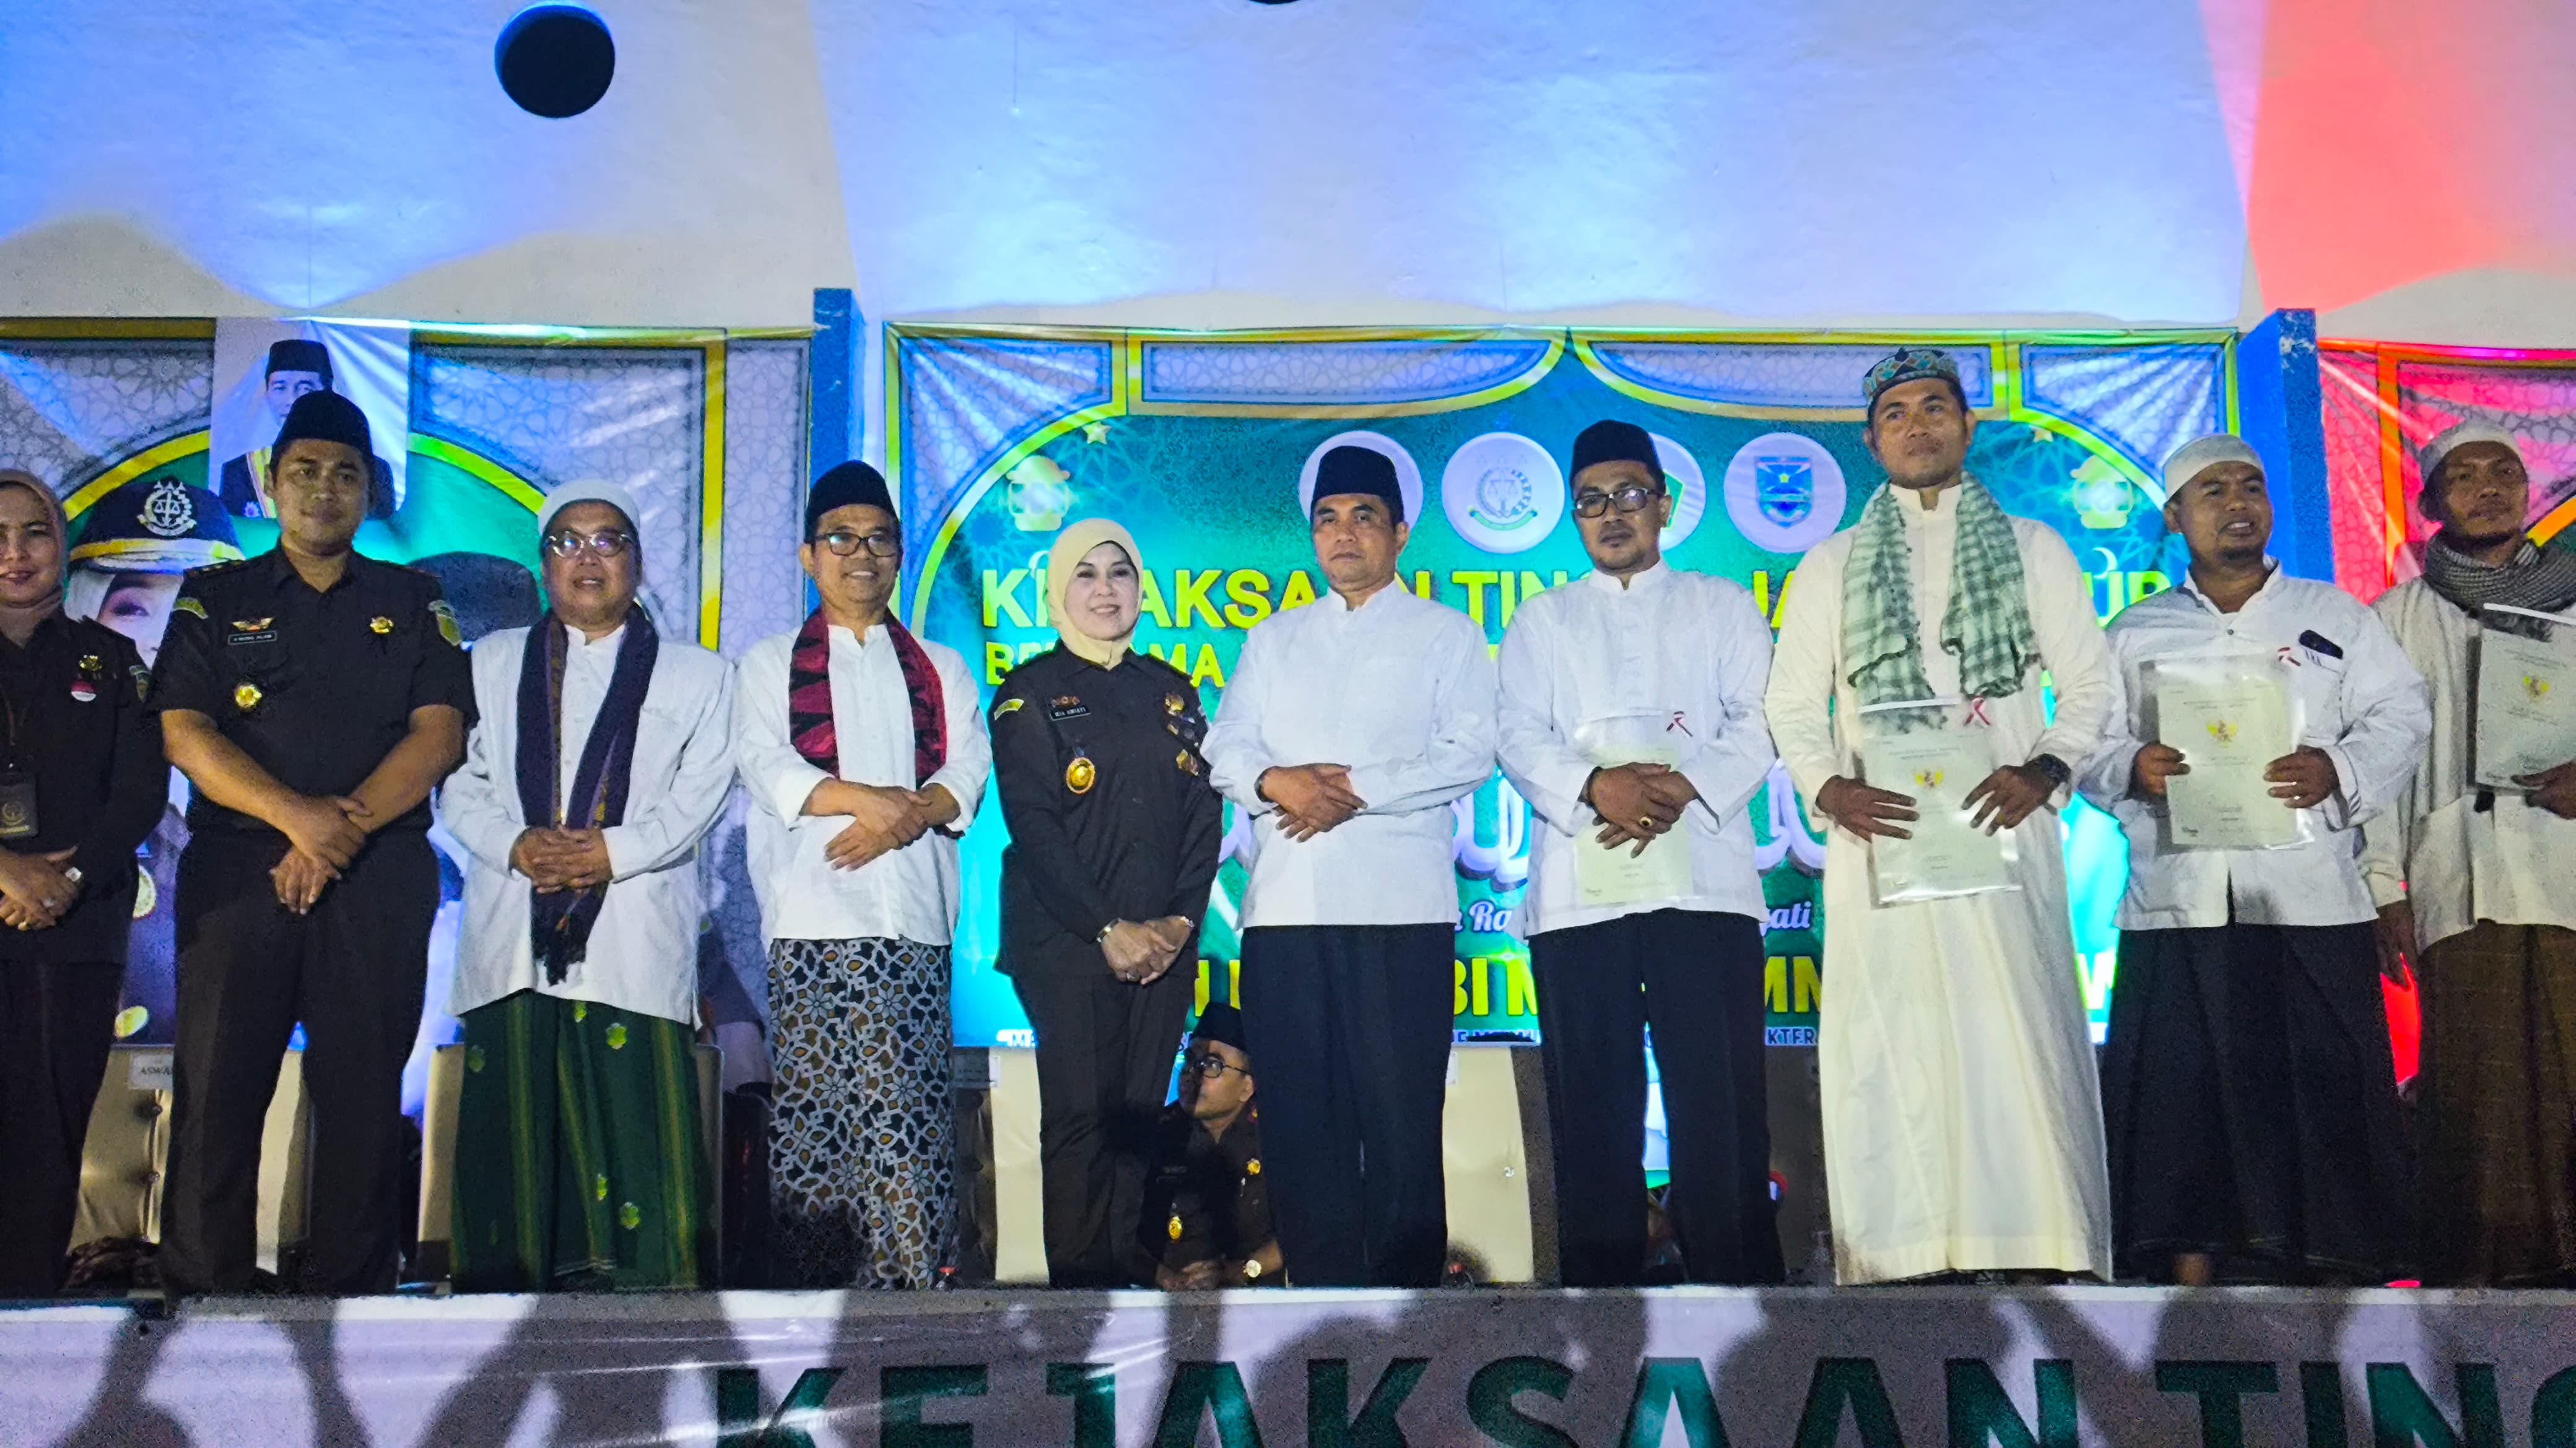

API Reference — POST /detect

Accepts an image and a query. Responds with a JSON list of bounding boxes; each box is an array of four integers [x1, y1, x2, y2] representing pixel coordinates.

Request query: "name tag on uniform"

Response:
[[0, 771, 36, 840]]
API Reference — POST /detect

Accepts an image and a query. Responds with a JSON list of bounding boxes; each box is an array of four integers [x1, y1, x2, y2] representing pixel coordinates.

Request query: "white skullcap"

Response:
[[2419, 422, 2522, 485], [536, 480, 643, 537], [2160, 433, 2263, 494]]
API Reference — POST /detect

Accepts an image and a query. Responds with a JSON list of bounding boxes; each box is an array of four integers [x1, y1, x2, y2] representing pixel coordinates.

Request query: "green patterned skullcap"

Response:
[[1863, 347, 1962, 412]]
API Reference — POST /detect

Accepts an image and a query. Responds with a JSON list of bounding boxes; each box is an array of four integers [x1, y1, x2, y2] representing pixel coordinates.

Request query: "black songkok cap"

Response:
[[271, 390, 373, 464], [1570, 420, 1661, 484], [1190, 1001, 1248, 1054], [806, 460, 897, 537], [266, 339, 334, 384], [1313, 444, 1403, 521]]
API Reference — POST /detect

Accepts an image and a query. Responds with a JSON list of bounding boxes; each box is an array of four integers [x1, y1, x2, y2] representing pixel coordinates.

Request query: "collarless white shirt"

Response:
[[733, 621, 991, 946], [2359, 579, 2576, 952], [1498, 561, 1775, 934], [2076, 563, 2430, 930], [1205, 581, 1498, 928], [440, 621, 739, 1025]]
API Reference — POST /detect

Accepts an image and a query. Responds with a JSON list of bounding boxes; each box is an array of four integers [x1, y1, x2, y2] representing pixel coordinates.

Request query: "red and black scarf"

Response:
[[788, 609, 946, 784], [515, 609, 659, 982]]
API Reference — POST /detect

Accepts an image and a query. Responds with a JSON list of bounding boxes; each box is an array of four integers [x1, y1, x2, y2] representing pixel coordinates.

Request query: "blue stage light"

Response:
[[495, 4, 616, 119]]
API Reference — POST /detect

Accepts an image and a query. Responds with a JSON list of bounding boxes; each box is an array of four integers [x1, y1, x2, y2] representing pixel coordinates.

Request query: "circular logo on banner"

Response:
[[1722, 432, 1846, 554], [1440, 433, 1564, 555], [141, 476, 197, 537], [1651, 433, 1707, 551], [1297, 431, 1424, 525]]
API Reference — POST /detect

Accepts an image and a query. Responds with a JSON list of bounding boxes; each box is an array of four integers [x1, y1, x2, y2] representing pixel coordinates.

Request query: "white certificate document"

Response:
[[1571, 716, 1693, 907], [1861, 719, 2012, 904], [2475, 613, 2576, 789], [2155, 657, 2300, 850]]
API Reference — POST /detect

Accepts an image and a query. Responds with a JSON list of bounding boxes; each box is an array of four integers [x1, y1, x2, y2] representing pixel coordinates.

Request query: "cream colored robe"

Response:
[[1764, 485, 2118, 1283]]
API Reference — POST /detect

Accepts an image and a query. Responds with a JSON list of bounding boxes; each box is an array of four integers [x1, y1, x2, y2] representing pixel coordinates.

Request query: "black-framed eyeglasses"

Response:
[[810, 529, 901, 558], [1572, 483, 1663, 519], [543, 529, 637, 558], [1186, 1053, 1248, 1081]]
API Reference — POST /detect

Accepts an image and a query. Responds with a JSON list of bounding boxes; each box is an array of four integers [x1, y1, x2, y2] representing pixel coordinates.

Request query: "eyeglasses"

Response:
[[1186, 1053, 1249, 1081], [810, 529, 901, 558], [1572, 483, 1662, 519], [543, 529, 637, 558]]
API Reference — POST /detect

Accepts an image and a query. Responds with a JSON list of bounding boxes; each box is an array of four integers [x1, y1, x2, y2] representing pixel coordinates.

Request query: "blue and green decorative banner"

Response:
[[891, 326, 2235, 1048]]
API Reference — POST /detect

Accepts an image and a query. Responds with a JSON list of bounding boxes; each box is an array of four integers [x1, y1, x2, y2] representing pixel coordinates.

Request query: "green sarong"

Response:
[[452, 991, 713, 1292]]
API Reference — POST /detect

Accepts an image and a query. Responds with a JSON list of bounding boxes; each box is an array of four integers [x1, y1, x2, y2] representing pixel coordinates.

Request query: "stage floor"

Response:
[[6, 1286, 2574, 1446]]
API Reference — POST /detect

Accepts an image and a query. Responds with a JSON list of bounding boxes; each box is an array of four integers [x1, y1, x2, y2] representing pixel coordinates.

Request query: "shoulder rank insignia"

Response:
[[233, 681, 263, 713], [173, 596, 206, 620], [994, 697, 1025, 717], [1065, 755, 1097, 794], [369, 615, 393, 635], [429, 599, 461, 647]]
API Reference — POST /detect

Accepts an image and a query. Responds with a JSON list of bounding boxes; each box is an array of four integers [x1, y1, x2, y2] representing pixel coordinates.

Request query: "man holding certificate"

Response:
[[2361, 422, 2576, 1286], [1497, 418, 1783, 1286], [1765, 347, 2119, 1284], [2079, 434, 2429, 1286]]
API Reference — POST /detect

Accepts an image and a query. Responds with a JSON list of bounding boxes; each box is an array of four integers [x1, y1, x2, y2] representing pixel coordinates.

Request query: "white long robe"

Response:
[[1764, 485, 2117, 1283]]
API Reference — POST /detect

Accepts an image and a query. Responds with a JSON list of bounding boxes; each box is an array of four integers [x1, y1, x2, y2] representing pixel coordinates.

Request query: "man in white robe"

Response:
[[1764, 347, 2118, 1283]]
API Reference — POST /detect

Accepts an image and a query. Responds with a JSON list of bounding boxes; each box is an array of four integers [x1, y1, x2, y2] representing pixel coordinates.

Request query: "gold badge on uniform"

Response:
[[1246, 1158, 1261, 1176], [1176, 749, 1199, 776], [369, 615, 393, 635], [1167, 1213, 1185, 1242], [1065, 755, 1097, 794], [1164, 693, 1185, 716], [233, 682, 263, 712], [230, 618, 272, 634]]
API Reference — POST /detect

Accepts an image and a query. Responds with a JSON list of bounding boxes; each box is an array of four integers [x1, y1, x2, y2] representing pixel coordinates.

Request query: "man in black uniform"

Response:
[[0, 471, 167, 1295], [152, 391, 472, 1295], [1139, 1004, 1281, 1288], [990, 518, 1224, 1286]]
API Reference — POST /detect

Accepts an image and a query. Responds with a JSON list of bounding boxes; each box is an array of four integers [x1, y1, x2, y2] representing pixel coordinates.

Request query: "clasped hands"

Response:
[[510, 826, 615, 894], [273, 792, 374, 916], [1817, 760, 2058, 840], [2128, 742, 2340, 810], [806, 778, 957, 872], [1256, 765, 1367, 842], [1100, 916, 1196, 985], [1583, 763, 1698, 856], [0, 846, 81, 932]]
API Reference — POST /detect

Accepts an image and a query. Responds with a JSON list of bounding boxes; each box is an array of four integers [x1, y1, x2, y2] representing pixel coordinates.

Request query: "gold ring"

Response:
[[1637, 817, 1655, 833]]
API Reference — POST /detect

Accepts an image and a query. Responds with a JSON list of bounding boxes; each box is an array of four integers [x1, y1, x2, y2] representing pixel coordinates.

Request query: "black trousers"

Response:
[[1238, 924, 1452, 1288], [160, 831, 435, 1296], [2100, 921, 2412, 1281], [0, 958, 123, 1296], [1008, 951, 1194, 1287], [1530, 908, 1782, 1286]]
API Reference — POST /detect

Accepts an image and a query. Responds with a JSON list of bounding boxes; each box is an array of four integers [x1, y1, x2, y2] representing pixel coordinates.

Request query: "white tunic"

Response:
[[1204, 581, 1497, 928], [2079, 565, 2429, 930], [440, 622, 738, 1026], [733, 623, 991, 946], [1764, 485, 2117, 1284], [2358, 580, 2576, 952], [1496, 560, 1775, 934]]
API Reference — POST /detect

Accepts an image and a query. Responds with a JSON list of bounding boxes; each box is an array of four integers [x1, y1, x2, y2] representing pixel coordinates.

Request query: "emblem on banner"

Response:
[[1440, 432, 1564, 555], [140, 475, 198, 537], [1752, 457, 1814, 527], [1724, 432, 1845, 554]]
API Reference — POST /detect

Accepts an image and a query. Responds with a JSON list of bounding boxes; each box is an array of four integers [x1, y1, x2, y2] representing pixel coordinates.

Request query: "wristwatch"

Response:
[[1242, 1257, 1264, 1283], [1096, 921, 1119, 945], [2029, 754, 2071, 791]]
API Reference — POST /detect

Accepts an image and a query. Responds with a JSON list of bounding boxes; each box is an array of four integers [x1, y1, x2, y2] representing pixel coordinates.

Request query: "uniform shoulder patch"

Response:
[[172, 596, 206, 619], [994, 697, 1026, 718], [428, 598, 462, 647]]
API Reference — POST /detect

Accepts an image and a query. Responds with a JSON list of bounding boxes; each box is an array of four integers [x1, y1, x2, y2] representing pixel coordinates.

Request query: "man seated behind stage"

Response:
[[2079, 435, 2428, 1285], [438, 482, 737, 1291], [1141, 1004, 1281, 1290]]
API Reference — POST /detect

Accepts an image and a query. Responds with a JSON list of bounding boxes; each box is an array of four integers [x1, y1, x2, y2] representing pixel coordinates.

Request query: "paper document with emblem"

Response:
[[1858, 700, 2014, 905], [2152, 651, 2303, 851], [2474, 607, 2576, 789], [1569, 713, 1692, 907]]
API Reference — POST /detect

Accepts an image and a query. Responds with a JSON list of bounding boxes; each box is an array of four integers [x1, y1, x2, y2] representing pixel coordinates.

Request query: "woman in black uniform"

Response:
[[990, 518, 1222, 1287], [0, 470, 166, 1294]]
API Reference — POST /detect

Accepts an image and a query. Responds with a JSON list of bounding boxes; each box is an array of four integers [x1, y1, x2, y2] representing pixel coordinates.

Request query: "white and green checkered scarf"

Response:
[[1840, 475, 2037, 716]]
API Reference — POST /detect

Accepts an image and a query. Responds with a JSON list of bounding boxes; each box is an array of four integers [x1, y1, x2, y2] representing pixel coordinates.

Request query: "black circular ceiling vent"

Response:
[[496, 5, 616, 119]]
